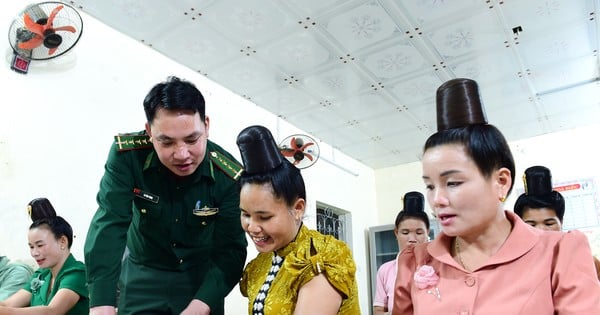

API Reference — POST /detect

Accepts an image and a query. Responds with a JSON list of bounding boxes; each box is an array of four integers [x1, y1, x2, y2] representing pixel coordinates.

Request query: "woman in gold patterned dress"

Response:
[[236, 125, 360, 315]]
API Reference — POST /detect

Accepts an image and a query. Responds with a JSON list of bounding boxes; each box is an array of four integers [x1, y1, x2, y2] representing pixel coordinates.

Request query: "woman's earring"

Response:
[[500, 196, 506, 202]]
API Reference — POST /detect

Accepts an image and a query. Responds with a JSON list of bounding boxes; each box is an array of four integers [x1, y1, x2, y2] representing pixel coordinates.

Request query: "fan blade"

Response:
[[45, 5, 65, 30], [304, 154, 313, 161], [299, 142, 314, 151], [48, 47, 57, 55], [52, 25, 76, 33], [18, 36, 43, 50], [23, 14, 44, 36], [290, 137, 300, 150]]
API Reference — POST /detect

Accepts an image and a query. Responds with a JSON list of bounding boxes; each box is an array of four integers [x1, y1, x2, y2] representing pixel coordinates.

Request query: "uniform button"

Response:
[[202, 221, 207, 226], [179, 259, 183, 264], [175, 218, 179, 223], [172, 243, 177, 247], [141, 209, 147, 214], [465, 277, 476, 287]]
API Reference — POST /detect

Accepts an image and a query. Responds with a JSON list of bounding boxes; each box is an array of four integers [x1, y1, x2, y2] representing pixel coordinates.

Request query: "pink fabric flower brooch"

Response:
[[414, 265, 441, 300]]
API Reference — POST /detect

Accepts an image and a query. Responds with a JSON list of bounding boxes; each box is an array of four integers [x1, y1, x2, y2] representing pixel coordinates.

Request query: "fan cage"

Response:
[[8, 1, 83, 61], [279, 134, 320, 169]]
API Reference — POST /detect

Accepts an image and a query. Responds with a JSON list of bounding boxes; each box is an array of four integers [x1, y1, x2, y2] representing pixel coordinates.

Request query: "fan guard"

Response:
[[279, 134, 320, 169], [8, 1, 83, 61]]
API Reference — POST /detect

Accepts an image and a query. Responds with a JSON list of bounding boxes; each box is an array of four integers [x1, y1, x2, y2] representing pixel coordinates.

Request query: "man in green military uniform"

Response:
[[84, 76, 247, 315]]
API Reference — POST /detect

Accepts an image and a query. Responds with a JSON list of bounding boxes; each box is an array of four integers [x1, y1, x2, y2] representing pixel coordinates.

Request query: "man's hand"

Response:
[[180, 299, 210, 315], [90, 305, 117, 315]]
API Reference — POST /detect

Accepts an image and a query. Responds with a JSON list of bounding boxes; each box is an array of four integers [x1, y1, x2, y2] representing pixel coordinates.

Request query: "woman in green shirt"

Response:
[[0, 198, 88, 315]]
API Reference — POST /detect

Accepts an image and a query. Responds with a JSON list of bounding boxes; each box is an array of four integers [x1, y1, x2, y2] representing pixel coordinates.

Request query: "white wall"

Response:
[[375, 124, 600, 257], [1, 3, 376, 313]]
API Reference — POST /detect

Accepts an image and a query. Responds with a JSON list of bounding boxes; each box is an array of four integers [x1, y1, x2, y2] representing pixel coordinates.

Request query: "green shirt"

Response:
[[0, 256, 33, 300], [84, 136, 247, 310], [24, 254, 88, 315]]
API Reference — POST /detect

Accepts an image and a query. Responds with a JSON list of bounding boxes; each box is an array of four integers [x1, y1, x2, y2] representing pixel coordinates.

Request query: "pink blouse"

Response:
[[393, 211, 600, 315], [374, 255, 398, 312]]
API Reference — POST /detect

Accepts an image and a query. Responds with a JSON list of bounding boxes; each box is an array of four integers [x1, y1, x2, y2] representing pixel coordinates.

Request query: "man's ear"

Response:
[[145, 122, 152, 137]]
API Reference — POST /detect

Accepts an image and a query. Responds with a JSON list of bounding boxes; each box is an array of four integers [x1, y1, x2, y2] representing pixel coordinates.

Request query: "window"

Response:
[[316, 202, 352, 249]]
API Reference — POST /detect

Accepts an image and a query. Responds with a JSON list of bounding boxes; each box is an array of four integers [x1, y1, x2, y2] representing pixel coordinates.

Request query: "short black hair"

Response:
[[143, 76, 206, 123]]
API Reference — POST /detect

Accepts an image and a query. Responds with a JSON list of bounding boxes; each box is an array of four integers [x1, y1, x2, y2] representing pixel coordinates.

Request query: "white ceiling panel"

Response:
[[70, 0, 600, 169]]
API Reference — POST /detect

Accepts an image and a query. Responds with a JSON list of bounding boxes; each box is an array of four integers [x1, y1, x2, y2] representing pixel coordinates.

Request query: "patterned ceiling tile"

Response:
[[477, 77, 533, 112], [259, 32, 332, 74], [251, 85, 318, 117], [446, 49, 521, 85], [324, 2, 400, 53], [486, 97, 541, 127], [303, 65, 367, 99], [284, 103, 349, 134], [529, 55, 598, 93], [337, 138, 388, 160], [150, 21, 239, 72], [538, 80, 600, 116], [405, 101, 436, 133], [285, 0, 347, 16], [334, 91, 397, 121], [70, 0, 600, 169], [501, 0, 590, 33], [203, 0, 296, 45], [398, 0, 488, 28], [209, 57, 280, 97], [379, 128, 429, 152], [424, 9, 507, 59], [389, 72, 440, 104], [362, 39, 428, 79], [359, 111, 416, 136], [76, 0, 184, 41], [314, 123, 373, 149], [517, 21, 595, 69]]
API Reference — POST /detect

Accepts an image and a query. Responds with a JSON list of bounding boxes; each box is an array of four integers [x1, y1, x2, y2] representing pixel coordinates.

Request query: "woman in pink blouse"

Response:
[[373, 192, 429, 315], [392, 78, 600, 315]]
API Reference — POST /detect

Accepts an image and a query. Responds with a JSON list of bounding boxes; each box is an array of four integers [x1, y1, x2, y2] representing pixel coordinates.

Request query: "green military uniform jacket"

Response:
[[84, 132, 247, 311], [24, 254, 88, 315]]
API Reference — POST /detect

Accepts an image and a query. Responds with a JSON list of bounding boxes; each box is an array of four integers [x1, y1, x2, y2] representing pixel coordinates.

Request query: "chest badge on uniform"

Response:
[[192, 200, 219, 216], [133, 188, 159, 203]]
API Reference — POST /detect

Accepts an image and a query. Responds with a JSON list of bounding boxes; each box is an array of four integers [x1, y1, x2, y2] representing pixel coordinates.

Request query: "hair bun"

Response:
[[523, 166, 553, 196], [237, 125, 284, 174], [436, 78, 488, 131], [27, 198, 57, 222], [403, 191, 425, 214]]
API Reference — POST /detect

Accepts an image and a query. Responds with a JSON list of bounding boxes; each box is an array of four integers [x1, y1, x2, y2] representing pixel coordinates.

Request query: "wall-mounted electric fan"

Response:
[[279, 134, 320, 169], [8, 1, 83, 73]]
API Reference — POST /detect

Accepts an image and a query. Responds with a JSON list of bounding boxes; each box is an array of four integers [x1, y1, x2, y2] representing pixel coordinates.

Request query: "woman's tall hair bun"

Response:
[[27, 197, 57, 222], [237, 125, 285, 174], [436, 78, 488, 131], [403, 191, 425, 214], [523, 166, 553, 196]]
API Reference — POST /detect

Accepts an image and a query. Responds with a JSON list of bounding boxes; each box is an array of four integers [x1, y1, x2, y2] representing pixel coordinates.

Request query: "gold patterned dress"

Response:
[[240, 224, 361, 314]]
